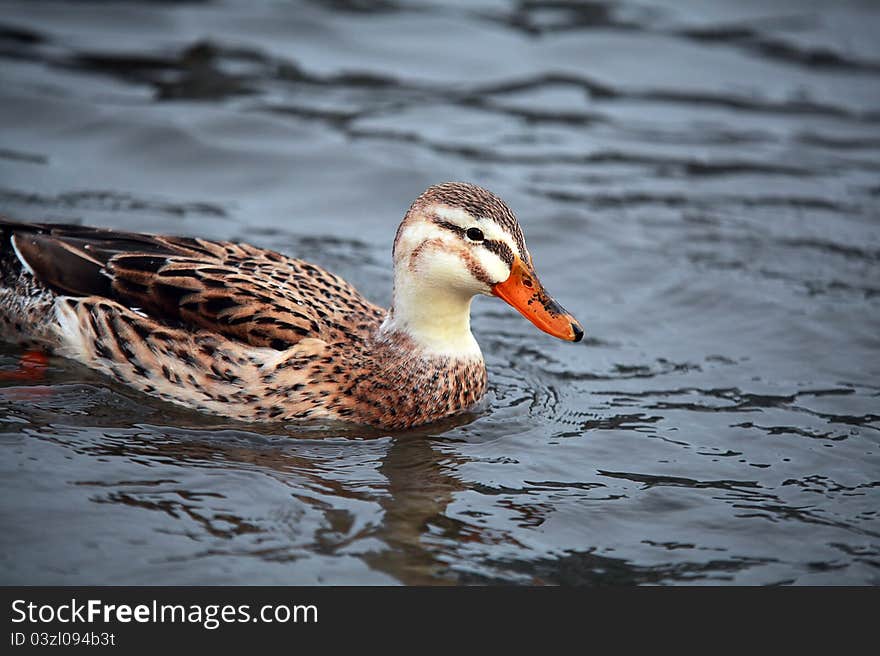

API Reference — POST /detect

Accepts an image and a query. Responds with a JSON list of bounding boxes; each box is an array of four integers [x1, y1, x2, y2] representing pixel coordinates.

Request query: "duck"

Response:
[[0, 182, 583, 429]]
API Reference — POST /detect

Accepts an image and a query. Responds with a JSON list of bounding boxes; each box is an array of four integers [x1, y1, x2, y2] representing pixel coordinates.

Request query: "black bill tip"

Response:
[[571, 321, 584, 342]]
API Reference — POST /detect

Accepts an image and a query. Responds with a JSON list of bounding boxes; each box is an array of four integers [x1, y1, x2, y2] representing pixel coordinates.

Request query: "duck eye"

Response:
[[466, 227, 484, 242]]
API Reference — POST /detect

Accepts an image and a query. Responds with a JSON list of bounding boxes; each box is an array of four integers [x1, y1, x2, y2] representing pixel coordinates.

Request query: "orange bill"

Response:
[[492, 256, 583, 342]]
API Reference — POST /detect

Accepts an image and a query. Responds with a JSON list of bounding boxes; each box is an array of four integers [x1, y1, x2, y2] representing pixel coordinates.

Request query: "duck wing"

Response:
[[4, 220, 385, 349]]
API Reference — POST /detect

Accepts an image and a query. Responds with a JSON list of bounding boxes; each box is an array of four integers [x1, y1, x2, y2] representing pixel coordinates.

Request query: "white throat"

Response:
[[383, 273, 482, 358]]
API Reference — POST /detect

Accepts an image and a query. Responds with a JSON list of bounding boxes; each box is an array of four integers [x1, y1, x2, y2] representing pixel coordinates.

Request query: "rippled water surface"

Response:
[[0, 0, 878, 585]]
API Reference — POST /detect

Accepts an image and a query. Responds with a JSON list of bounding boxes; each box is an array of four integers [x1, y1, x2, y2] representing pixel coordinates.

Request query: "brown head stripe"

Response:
[[403, 182, 529, 258], [461, 250, 494, 286]]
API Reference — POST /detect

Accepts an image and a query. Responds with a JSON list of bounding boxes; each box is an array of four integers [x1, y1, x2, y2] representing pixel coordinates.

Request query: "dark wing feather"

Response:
[[2, 219, 384, 349]]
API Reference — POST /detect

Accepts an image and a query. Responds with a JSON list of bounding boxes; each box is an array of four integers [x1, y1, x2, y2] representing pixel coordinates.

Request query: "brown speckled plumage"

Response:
[[48, 294, 486, 428], [0, 183, 536, 430]]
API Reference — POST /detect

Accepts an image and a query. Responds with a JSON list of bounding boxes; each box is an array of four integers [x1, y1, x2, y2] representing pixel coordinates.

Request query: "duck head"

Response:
[[386, 182, 583, 355]]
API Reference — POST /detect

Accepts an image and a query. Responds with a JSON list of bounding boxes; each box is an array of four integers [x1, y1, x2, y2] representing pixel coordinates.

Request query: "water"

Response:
[[0, 0, 878, 585]]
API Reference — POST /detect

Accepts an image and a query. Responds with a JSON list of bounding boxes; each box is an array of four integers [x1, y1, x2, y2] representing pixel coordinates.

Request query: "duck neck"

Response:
[[382, 273, 481, 359]]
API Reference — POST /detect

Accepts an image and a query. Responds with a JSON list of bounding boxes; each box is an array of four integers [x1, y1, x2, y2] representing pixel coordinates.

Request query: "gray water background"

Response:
[[0, 0, 878, 585]]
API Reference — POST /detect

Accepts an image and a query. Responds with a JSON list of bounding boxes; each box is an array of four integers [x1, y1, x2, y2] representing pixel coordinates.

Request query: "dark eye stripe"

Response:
[[432, 217, 515, 265], [482, 239, 514, 265], [432, 218, 466, 237]]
